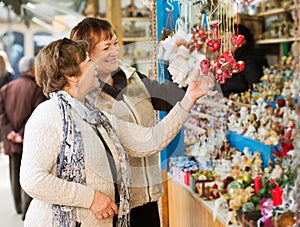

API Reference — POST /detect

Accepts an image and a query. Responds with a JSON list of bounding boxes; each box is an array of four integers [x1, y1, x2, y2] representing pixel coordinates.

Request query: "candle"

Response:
[[184, 171, 190, 186], [272, 185, 283, 206], [254, 176, 262, 193]]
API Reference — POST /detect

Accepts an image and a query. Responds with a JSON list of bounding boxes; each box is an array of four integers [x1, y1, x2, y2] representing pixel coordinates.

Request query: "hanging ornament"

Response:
[[206, 23, 221, 53], [199, 0, 247, 84], [215, 51, 245, 83], [231, 34, 245, 47], [190, 14, 209, 53], [200, 59, 211, 75], [200, 51, 245, 84]]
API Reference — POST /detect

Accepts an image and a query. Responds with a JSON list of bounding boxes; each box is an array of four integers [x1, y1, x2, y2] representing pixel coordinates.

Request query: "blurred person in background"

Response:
[[0, 50, 14, 88], [0, 56, 47, 220], [220, 24, 269, 97], [70, 17, 186, 227]]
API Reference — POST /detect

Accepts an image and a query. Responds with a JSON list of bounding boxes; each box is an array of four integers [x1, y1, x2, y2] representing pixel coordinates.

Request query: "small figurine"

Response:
[[256, 97, 266, 118], [270, 162, 283, 179], [282, 96, 296, 126], [240, 155, 251, 172], [227, 113, 239, 132], [210, 183, 220, 199], [264, 159, 273, 177], [273, 98, 286, 122], [238, 106, 249, 129], [251, 152, 263, 177], [256, 119, 270, 142], [231, 163, 240, 178], [241, 113, 259, 139], [261, 105, 274, 125], [265, 129, 280, 146]]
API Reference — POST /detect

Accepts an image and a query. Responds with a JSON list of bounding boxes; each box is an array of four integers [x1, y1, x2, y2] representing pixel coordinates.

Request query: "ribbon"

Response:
[[201, 13, 210, 31], [257, 198, 273, 227]]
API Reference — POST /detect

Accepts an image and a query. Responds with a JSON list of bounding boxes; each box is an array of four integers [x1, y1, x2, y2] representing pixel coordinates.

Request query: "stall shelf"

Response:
[[168, 176, 239, 227]]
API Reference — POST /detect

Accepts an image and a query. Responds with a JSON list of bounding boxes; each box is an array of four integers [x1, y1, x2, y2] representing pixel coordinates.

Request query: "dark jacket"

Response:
[[0, 72, 13, 88], [104, 69, 186, 112], [0, 74, 47, 155]]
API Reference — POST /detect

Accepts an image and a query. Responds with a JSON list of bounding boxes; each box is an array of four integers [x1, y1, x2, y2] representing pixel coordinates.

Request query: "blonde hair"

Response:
[[35, 39, 89, 98], [0, 51, 14, 78]]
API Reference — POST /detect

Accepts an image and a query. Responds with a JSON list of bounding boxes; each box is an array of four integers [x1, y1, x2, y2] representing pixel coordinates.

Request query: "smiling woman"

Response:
[[19, 33, 217, 226]]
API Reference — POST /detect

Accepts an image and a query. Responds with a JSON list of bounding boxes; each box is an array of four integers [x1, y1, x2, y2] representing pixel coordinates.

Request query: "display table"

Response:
[[168, 177, 239, 227]]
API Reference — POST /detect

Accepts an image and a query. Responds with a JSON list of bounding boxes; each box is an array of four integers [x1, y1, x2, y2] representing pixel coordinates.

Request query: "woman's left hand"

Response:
[[90, 191, 118, 220]]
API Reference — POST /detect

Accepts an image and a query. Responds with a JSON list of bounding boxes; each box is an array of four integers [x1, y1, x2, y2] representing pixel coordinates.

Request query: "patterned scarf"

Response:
[[51, 91, 131, 227]]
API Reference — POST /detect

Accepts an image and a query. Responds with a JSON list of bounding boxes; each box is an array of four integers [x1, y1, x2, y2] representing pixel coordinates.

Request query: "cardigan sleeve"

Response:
[[20, 101, 94, 209], [114, 102, 190, 157]]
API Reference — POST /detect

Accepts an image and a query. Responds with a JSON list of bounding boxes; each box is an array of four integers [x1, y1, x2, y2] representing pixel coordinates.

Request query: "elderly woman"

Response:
[[20, 38, 216, 227]]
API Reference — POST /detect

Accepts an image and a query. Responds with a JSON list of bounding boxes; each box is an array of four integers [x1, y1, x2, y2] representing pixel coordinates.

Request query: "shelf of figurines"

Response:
[[168, 151, 295, 226], [178, 53, 299, 226]]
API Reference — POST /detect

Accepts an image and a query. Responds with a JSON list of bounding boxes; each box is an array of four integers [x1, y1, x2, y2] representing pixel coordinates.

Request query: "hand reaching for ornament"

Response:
[[187, 69, 218, 101], [180, 69, 218, 112]]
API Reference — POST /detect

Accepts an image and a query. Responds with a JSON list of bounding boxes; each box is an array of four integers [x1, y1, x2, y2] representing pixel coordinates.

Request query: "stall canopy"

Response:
[[0, 0, 86, 35]]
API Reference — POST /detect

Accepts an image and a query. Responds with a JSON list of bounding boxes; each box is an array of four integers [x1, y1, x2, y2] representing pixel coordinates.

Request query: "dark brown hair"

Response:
[[35, 38, 88, 98]]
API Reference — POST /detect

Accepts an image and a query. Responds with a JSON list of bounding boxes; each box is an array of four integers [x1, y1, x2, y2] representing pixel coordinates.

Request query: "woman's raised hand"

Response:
[[186, 69, 218, 103]]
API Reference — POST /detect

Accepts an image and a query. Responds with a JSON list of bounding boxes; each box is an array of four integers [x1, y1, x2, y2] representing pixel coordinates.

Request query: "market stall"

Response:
[[152, 0, 299, 226]]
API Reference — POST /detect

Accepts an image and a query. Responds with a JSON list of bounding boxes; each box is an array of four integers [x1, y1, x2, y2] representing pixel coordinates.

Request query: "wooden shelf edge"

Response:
[[122, 17, 150, 22], [256, 5, 299, 16], [123, 37, 151, 42], [256, 37, 299, 44]]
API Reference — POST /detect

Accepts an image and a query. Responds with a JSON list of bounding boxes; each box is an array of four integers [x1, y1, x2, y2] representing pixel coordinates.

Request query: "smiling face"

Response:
[[89, 34, 120, 78]]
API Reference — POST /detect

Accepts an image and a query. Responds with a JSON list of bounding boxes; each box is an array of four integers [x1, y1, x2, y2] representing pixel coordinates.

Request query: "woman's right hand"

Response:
[[180, 70, 218, 112], [186, 69, 217, 102], [90, 191, 118, 220]]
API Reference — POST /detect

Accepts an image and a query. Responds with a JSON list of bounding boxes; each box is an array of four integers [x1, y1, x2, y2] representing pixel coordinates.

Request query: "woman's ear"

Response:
[[65, 75, 79, 87]]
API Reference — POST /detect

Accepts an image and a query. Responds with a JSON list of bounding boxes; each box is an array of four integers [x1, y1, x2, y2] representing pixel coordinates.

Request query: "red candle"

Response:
[[184, 171, 190, 186], [254, 176, 262, 193], [272, 185, 283, 206]]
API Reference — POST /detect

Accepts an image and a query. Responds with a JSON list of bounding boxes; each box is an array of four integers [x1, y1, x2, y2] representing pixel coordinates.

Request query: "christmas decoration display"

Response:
[[158, 0, 299, 226]]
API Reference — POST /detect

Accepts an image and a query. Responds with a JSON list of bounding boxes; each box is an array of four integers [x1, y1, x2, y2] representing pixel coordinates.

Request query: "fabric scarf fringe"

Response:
[[50, 91, 131, 227]]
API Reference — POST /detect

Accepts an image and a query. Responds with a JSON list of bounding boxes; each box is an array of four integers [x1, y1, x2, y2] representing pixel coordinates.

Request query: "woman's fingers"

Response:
[[111, 203, 119, 214], [97, 204, 118, 219], [90, 191, 118, 220], [106, 208, 115, 217], [101, 211, 110, 219]]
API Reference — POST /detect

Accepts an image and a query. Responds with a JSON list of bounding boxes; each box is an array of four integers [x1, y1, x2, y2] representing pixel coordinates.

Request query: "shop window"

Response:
[[33, 32, 54, 56], [1, 31, 24, 78]]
